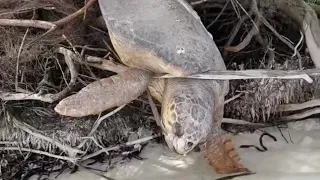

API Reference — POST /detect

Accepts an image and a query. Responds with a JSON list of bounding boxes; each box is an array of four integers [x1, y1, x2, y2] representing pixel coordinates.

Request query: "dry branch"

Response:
[[190, 0, 208, 6], [292, 30, 304, 59], [156, 69, 316, 83], [251, 0, 302, 67], [15, 28, 30, 92], [0, 0, 97, 31], [77, 105, 127, 149], [0, 92, 55, 102], [222, 118, 268, 127], [0, 47, 78, 103], [223, 9, 254, 56], [279, 99, 320, 112], [85, 105, 126, 137], [147, 90, 165, 132], [282, 107, 320, 120], [86, 56, 128, 73], [81, 134, 161, 161], [224, 17, 261, 52], [277, 0, 320, 68], [0, 147, 78, 162], [206, 0, 230, 29], [54, 0, 97, 27], [224, 93, 243, 104], [0, 46, 128, 103], [60, 47, 129, 74], [0, 19, 56, 29], [52, 47, 78, 97]]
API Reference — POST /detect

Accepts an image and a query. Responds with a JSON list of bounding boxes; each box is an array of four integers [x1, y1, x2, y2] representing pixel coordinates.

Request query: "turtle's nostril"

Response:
[[187, 142, 194, 149]]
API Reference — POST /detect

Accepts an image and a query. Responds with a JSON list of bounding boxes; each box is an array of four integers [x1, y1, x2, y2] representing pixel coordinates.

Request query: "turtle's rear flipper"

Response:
[[54, 69, 152, 117], [204, 134, 249, 174]]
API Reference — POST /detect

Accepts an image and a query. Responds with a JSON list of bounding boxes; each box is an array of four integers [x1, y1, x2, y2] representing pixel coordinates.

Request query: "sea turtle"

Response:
[[55, 0, 249, 174]]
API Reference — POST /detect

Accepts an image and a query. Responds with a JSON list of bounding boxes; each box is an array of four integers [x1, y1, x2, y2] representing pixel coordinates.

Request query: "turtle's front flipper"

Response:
[[203, 95, 249, 174], [203, 133, 249, 174], [55, 69, 152, 117]]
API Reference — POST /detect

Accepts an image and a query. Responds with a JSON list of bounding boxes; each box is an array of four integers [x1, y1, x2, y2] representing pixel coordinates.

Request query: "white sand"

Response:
[[31, 118, 320, 180]]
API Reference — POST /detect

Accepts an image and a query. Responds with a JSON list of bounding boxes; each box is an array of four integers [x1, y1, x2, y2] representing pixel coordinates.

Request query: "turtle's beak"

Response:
[[164, 133, 176, 153], [164, 133, 195, 155]]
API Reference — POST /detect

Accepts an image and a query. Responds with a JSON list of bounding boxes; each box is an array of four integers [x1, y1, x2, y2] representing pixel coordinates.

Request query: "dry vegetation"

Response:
[[0, 0, 320, 179]]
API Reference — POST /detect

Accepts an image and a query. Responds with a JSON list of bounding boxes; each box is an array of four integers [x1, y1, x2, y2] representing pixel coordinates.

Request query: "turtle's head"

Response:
[[161, 98, 213, 155], [161, 80, 215, 155]]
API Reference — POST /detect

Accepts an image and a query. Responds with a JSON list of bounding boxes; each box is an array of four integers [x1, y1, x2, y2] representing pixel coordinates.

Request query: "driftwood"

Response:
[[157, 69, 316, 83], [0, 0, 97, 31], [279, 99, 320, 112]]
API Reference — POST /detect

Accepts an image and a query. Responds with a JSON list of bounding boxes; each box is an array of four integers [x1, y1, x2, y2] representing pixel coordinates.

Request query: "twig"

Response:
[[0, 147, 78, 162], [0, 141, 18, 145], [206, 0, 230, 29], [15, 28, 30, 92], [86, 56, 128, 73], [279, 99, 320, 112], [81, 136, 109, 156], [147, 91, 165, 132], [0, 92, 56, 102], [54, 0, 97, 27], [102, 40, 121, 62], [281, 107, 320, 120], [224, 118, 319, 132], [0, 0, 96, 45], [53, 47, 78, 96], [233, 0, 258, 31], [287, 128, 294, 144], [58, 47, 128, 74], [292, 30, 304, 59], [224, 17, 261, 52], [1, 67, 319, 103], [155, 69, 314, 83], [0, 0, 97, 31], [55, 47, 128, 74], [88, 105, 126, 137], [214, 172, 256, 180], [0, 19, 56, 29], [190, 0, 207, 6], [224, 93, 243, 104], [222, 118, 269, 127], [0, 4, 56, 18], [277, 125, 289, 143], [81, 135, 160, 161], [230, 0, 241, 18], [251, 0, 302, 68], [0, 47, 78, 103], [223, 9, 254, 56], [260, 16, 301, 65], [55, 54, 69, 90], [0, 45, 127, 103], [77, 105, 126, 149]]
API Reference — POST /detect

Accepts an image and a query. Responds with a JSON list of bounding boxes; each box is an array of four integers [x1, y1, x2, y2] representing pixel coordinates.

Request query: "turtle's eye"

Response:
[[173, 122, 184, 137]]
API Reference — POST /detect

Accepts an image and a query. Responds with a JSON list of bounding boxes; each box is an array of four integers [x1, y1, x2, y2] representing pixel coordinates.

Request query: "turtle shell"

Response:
[[98, 0, 226, 76]]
